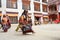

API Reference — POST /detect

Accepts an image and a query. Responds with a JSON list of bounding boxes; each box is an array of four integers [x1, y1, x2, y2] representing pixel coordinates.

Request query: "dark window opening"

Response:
[[9, 16, 18, 24], [0, 0, 1, 7], [49, 4, 57, 11], [0, 16, 1, 24]]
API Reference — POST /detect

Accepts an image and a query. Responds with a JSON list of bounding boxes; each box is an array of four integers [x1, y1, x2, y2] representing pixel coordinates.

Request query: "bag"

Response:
[[22, 25, 32, 33]]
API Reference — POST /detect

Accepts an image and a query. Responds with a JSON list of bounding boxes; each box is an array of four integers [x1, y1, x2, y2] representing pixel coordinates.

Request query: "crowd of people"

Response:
[[15, 10, 35, 34], [0, 10, 35, 35]]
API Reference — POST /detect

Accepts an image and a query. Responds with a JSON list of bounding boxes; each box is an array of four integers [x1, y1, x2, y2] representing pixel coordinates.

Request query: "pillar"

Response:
[[40, 0, 43, 24], [1, 0, 6, 20], [17, 0, 23, 20], [1, 0, 6, 14], [30, 0, 35, 25], [41, 16, 43, 24]]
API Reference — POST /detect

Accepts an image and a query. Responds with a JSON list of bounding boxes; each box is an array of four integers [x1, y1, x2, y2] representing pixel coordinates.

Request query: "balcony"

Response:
[[49, 8, 57, 14], [49, 10, 57, 14], [6, 0, 17, 9], [49, 4, 57, 12]]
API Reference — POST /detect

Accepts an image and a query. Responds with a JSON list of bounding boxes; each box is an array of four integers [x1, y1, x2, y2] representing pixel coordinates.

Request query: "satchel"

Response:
[[22, 25, 32, 32]]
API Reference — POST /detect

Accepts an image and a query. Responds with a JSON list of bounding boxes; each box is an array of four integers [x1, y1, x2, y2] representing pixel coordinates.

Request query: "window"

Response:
[[6, 0, 17, 9], [35, 0, 40, 1], [43, 5, 47, 12], [49, 5, 57, 11], [22, 4, 30, 10], [42, 0, 47, 3], [6, 12, 18, 24], [0, 0, 1, 7], [9, 16, 18, 24], [22, 1, 30, 10], [34, 3, 40, 11]]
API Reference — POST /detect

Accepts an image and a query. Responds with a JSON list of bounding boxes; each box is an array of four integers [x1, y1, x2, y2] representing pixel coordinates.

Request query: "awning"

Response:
[[0, 14, 2, 16], [43, 16, 49, 18], [34, 13, 42, 17], [7, 14, 18, 16]]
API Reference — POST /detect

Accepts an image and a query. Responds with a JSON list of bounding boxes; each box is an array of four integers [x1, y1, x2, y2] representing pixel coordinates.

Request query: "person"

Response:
[[1, 15, 8, 32], [39, 18, 41, 25], [1, 14, 11, 32], [28, 18, 35, 33], [15, 15, 25, 31], [21, 18, 28, 34], [15, 10, 28, 31], [21, 18, 35, 35], [6, 15, 11, 29]]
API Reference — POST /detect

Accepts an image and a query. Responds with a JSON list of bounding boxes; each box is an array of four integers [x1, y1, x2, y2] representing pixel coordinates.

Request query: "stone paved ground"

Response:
[[0, 24, 60, 40]]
